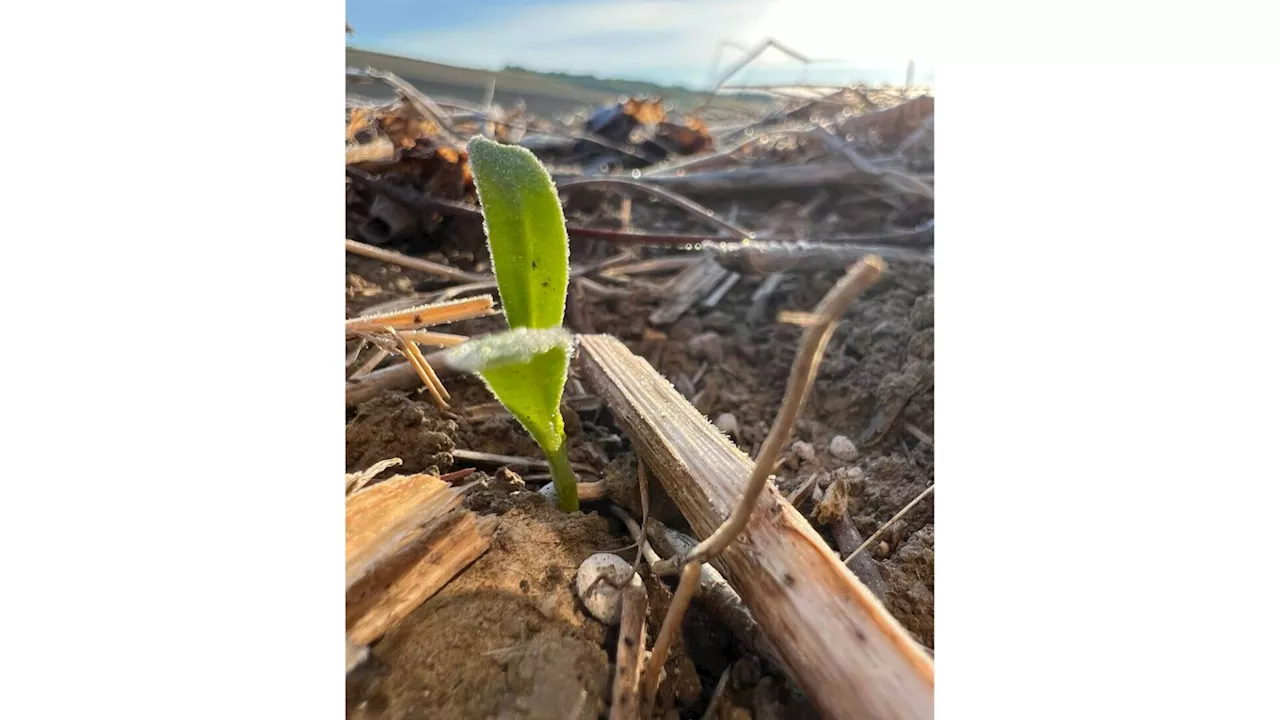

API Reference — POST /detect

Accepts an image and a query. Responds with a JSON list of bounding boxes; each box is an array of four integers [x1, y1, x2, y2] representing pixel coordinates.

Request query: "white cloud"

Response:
[[378, 0, 933, 86]]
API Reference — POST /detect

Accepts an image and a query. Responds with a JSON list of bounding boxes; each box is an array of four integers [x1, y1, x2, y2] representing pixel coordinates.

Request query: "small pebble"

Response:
[[714, 412, 739, 437], [876, 540, 891, 557], [829, 435, 858, 462], [791, 440, 815, 463], [574, 553, 631, 624], [688, 331, 725, 363]]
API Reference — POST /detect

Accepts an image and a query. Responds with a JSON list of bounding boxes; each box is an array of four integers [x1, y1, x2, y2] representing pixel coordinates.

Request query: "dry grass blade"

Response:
[[396, 330, 468, 347], [396, 331, 449, 408], [350, 347, 391, 380], [345, 295, 495, 332], [346, 238, 489, 284]]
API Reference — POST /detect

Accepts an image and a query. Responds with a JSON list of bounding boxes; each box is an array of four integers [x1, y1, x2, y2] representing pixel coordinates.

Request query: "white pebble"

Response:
[[714, 412, 738, 437], [792, 440, 816, 463], [575, 553, 632, 624], [829, 435, 858, 462]]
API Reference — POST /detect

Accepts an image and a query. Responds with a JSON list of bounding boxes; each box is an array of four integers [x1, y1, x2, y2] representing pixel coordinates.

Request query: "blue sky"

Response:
[[346, 0, 935, 88]]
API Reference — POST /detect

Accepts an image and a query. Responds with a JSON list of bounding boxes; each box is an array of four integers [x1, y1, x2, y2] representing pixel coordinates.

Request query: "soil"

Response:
[[346, 239, 934, 716]]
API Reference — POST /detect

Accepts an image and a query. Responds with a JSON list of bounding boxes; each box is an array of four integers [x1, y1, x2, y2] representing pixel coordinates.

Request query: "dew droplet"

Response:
[[631, 169, 641, 178], [694, 243, 702, 250]]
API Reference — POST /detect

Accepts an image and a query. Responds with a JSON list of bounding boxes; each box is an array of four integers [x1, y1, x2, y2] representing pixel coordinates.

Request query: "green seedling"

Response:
[[442, 136, 579, 511]]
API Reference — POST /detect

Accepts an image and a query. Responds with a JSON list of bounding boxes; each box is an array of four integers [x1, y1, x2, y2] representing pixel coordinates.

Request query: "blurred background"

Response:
[[346, 0, 934, 117]]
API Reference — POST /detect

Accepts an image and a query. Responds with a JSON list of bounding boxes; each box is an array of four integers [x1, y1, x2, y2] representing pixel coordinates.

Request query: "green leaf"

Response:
[[467, 135, 569, 330], [442, 327, 579, 511], [480, 345, 569, 453], [442, 327, 574, 451]]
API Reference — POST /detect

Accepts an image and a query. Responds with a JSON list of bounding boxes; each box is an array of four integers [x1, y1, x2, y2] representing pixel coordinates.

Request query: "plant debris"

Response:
[[345, 54, 934, 718]]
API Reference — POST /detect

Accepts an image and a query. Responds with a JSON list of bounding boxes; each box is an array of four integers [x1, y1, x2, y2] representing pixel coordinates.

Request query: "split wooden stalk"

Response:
[[347, 512, 494, 646], [578, 329, 933, 719], [345, 472, 495, 647]]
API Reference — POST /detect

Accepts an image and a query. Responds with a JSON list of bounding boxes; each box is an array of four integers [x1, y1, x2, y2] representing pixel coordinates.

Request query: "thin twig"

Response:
[[842, 484, 934, 564], [642, 259, 886, 702], [452, 449, 596, 475], [642, 560, 700, 711], [557, 177, 756, 242], [349, 347, 390, 379], [811, 127, 934, 200], [345, 238, 488, 284], [609, 573, 648, 720], [674, 257, 887, 567], [633, 460, 650, 576], [347, 165, 748, 248], [903, 422, 934, 446], [785, 473, 821, 507], [699, 667, 733, 720]]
